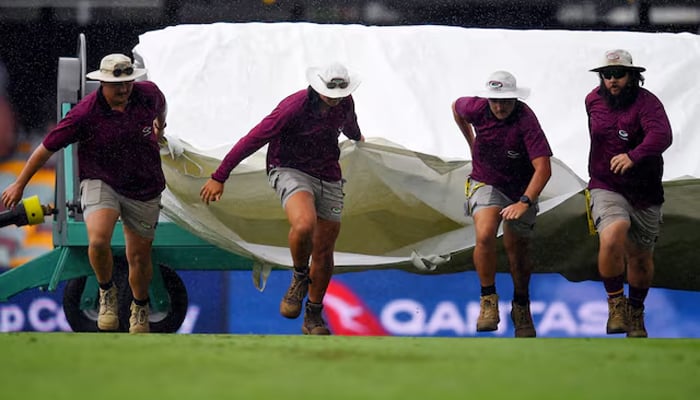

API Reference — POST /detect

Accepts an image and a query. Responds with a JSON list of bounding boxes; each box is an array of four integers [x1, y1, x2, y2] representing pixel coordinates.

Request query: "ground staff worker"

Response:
[[452, 70, 552, 338], [1, 53, 167, 334], [585, 49, 672, 338], [200, 62, 364, 335]]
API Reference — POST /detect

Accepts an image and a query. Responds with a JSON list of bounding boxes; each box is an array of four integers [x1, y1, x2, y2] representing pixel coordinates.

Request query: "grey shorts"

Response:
[[589, 188, 661, 249], [465, 178, 539, 237], [267, 167, 344, 222], [80, 179, 161, 239]]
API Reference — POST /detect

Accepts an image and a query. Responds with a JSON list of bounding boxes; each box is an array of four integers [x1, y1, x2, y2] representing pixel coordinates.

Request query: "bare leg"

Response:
[[503, 224, 532, 297], [472, 206, 502, 287], [279, 190, 317, 319], [625, 240, 653, 338], [284, 191, 316, 268], [84, 208, 120, 284], [86, 208, 120, 331], [598, 219, 631, 334], [626, 241, 654, 288], [308, 218, 341, 303], [503, 224, 536, 337], [473, 206, 502, 332], [597, 220, 630, 278], [124, 225, 155, 301]]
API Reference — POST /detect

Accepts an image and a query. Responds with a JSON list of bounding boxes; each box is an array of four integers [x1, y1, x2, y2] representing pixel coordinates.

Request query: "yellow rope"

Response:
[[584, 189, 597, 236]]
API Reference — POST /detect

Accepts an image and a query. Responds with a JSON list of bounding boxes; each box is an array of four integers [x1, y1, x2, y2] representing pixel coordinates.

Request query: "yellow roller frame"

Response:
[[21, 195, 45, 225]]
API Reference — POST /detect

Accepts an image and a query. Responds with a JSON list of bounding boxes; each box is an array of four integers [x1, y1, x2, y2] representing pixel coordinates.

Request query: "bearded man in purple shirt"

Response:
[[452, 71, 552, 337], [200, 62, 364, 335], [1, 54, 167, 334], [586, 49, 672, 338]]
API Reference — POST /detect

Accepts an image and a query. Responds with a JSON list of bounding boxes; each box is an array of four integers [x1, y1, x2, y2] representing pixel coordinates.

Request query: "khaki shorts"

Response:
[[465, 178, 539, 238], [268, 167, 345, 222], [80, 179, 161, 239], [589, 188, 661, 249]]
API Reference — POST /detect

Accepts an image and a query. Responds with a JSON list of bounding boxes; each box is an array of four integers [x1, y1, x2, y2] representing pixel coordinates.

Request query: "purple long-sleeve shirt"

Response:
[[454, 97, 553, 201], [42, 81, 166, 201], [212, 88, 362, 182], [585, 87, 672, 208]]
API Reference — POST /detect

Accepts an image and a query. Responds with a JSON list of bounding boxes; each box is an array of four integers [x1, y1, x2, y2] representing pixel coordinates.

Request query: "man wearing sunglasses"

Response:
[[200, 62, 364, 335], [1, 53, 167, 334], [586, 49, 672, 338], [452, 71, 552, 338]]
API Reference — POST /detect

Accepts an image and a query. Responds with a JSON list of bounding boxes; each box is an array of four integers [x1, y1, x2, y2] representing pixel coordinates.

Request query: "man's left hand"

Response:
[[500, 202, 529, 221], [610, 153, 634, 175]]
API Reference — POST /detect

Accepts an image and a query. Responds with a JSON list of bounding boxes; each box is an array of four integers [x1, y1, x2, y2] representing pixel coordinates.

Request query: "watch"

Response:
[[519, 195, 532, 207]]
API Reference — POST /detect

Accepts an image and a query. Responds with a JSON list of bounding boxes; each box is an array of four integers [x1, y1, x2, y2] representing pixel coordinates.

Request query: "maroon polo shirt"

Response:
[[454, 97, 553, 202], [42, 81, 166, 201], [212, 88, 362, 183], [585, 87, 672, 208]]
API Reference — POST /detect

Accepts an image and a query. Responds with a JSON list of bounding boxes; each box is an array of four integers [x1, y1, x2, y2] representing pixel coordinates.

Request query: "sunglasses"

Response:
[[600, 69, 628, 80], [112, 66, 134, 77], [319, 75, 349, 89]]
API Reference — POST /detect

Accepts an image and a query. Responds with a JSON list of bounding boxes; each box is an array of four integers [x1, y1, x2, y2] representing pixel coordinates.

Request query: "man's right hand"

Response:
[[1, 182, 25, 209], [199, 178, 224, 205]]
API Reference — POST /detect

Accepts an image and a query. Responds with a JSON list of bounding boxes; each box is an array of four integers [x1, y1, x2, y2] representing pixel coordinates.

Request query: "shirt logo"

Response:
[[506, 150, 521, 159], [143, 126, 153, 136], [618, 130, 629, 141]]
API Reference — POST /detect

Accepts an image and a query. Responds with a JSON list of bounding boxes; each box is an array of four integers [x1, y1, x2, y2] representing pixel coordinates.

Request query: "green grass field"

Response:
[[1, 333, 698, 400]]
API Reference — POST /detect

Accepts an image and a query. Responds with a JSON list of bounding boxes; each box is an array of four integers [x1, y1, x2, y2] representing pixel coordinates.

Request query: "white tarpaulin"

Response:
[[133, 23, 700, 289]]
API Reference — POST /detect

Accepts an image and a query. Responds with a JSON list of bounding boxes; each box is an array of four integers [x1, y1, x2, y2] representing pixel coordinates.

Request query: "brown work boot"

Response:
[[280, 267, 310, 319], [476, 293, 500, 332], [129, 302, 150, 334], [606, 296, 627, 334], [626, 305, 648, 338], [302, 301, 331, 335], [511, 301, 536, 338], [97, 285, 119, 331]]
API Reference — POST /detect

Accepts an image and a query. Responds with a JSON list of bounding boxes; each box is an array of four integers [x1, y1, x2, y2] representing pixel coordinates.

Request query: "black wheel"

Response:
[[63, 260, 188, 333], [63, 257, 131, 332], [148, 264, 188, 333], [62, 277, 99, 331]]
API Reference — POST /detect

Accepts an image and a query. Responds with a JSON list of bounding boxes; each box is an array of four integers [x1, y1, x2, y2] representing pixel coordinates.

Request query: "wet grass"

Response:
[[1, 333, 698, 399]]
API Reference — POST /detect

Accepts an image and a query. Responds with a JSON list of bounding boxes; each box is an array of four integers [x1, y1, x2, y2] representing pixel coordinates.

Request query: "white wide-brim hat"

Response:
[[306, 62, 361, 99], [86, 53, 147, 82], [590, 49, 646, 73], [475, 70, 530, 100]]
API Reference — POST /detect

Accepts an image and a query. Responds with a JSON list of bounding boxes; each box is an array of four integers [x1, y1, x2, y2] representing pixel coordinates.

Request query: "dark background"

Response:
[[1, 0, 698, 134]]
